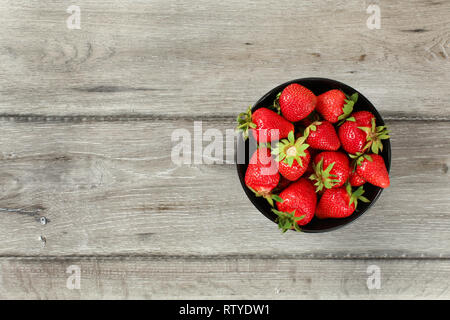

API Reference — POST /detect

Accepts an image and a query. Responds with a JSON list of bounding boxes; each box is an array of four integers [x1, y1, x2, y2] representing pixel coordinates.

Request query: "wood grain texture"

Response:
[[0, 0, 450, 300], [0, 119, 448, 257], [1, 257, 450, 299], [0, 0, 449, 118]]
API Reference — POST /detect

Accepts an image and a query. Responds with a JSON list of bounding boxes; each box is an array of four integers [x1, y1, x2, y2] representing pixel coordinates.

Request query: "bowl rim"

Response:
[[235, 77, 391, 233]]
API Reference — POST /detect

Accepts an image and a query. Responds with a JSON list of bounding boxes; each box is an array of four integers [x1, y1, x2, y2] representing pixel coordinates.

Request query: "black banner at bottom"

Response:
[[0, 300, 447, 318]]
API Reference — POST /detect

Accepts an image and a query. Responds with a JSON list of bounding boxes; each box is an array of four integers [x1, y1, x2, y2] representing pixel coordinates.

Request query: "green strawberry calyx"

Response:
[[309, 158, 340, 192], [338, 93, 358, 125], [247, 186, 283, 207], [358, 118, 390, 154], [269, 92, 282, 114], [272, 208, 305, 233], [303, 121, 322, 138], [257, 142, 271, 150], [271, 131, 309, 167], [349, 152, 373, 172], [345, 183, 370, 210], [236, 106, 257, 140]]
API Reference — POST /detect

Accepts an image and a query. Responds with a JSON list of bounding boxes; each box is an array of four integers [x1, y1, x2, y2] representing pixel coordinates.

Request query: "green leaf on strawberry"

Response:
[[345, 183, 370, 210], [349, 152, 373, 172], [271, 130, 309, 167], [302, 121, 321, 138], [269, 92, 282, 114], [247, 186, 283, 207], [348, 93, 359, 103], [257, 142, 272, 149], [337, 93, 359, 124], [309, 158, 340, 192], [236, 106, 256, 140], [272, 209, 305, 233], [357, 118, 390, 154]]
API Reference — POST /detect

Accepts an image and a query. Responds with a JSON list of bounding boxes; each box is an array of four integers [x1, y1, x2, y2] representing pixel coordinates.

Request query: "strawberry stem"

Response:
[[303, 121, 322, 139]]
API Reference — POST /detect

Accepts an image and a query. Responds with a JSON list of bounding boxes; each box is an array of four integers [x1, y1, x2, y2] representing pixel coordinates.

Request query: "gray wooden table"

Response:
[[0, 0, 449, 299]]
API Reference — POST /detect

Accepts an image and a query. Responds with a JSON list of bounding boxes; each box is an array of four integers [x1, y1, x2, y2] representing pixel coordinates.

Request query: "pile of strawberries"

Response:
[[237, 83, 390, 232]]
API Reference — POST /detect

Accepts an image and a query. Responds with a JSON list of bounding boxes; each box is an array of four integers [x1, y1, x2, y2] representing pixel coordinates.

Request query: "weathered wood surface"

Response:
[[2, 257, 450, 299], [0, 0, 449, 299], [0, 120, 448, 257], [0, 0, 449, 119]]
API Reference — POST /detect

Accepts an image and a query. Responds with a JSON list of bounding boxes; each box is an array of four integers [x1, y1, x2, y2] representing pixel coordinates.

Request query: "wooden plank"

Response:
[[0, 119, 448, 257], [0, 0, 449, 118], [1, 256, 450, 299]]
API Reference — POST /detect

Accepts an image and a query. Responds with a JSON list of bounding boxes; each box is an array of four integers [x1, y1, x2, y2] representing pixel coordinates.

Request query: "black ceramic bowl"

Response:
[[236, 78, 391, 232]]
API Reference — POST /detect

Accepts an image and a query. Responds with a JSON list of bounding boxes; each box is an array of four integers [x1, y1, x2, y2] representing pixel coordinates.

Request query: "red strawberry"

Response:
[[350, 110, 374, 126], [348, 170, 366, 187], [245, 147, 281, 206], [236, 107, 294, 142], [271, 131, 310, 181], [309, 151, 350, 191], [354, 153, 390, 188], [316, 184, 370, 219], [316, 90, 358, 123], [339, 111, 390, 154], [279, 84, 317, 122], [273, 178, 317, 231], [278, 157, 310, 181], [304, 121, 341, 151]]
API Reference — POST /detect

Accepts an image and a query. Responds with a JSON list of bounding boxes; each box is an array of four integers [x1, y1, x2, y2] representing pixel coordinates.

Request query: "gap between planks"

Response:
[[1, 254, 450, 261], [0, 113, 448, 123]]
